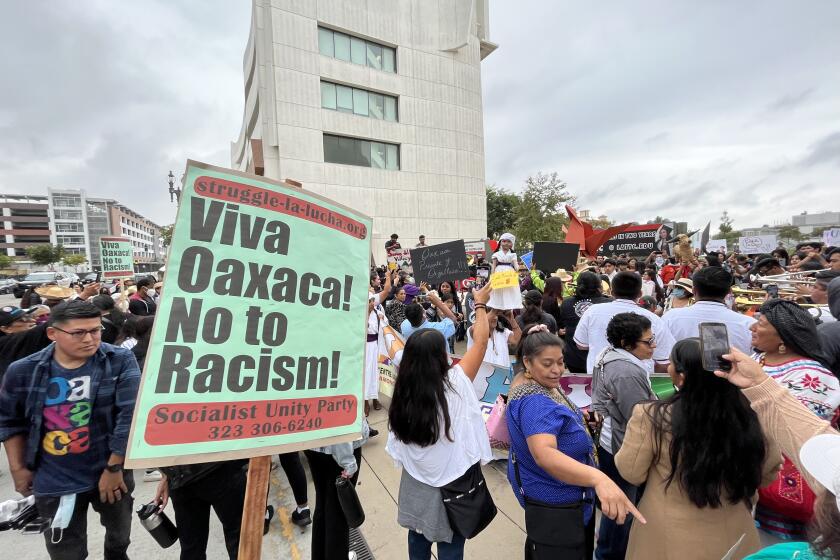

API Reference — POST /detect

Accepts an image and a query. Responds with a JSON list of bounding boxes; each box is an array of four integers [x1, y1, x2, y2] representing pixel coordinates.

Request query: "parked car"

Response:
[[0, 279, 17, 295], [12, 271, 75, 298]]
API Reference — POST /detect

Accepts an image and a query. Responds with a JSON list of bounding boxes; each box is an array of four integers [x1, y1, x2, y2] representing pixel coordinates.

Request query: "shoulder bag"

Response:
[[439, 462, 497, 539]]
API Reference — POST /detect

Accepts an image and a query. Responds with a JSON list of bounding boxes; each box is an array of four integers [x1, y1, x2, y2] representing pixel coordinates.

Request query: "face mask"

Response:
[[655, 257, 664, 267], [50, 493, 76, 543], [672, 288, 687, 298], [146, 289, 156, 298]]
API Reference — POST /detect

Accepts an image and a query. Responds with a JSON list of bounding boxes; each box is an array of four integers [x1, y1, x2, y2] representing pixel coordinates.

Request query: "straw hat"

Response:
[[34, 285, 74, 299], [674, 278, 694, 292], [551, 268, 573, 282]]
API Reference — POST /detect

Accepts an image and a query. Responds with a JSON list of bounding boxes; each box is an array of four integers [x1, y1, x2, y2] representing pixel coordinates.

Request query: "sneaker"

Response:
[[349, 552, 358, 560], [291, 507, 312, 528], [368, 427, 379, 437], [143, 469, 162, 482], [264, 505, 274, 535]]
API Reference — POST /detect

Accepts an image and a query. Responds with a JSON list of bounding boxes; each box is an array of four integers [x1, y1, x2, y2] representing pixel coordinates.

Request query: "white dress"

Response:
[[488, 249, 523, 310], [364, 305, 386, 400]]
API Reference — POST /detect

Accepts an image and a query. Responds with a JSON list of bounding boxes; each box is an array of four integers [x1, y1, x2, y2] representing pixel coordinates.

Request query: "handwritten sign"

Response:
[[705, 239, 728, 254], [490, 269, 519, 289], [823, 228, 840, 247], [410, 240, 470, 285], [738, 235, 777, 255]]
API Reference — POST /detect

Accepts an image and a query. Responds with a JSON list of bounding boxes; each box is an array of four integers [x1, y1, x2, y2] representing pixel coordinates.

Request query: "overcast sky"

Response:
[[1, 2, 838, 233]]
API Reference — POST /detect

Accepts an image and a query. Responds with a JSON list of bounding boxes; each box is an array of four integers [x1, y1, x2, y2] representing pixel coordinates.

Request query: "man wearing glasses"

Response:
[[0, 299, 140, 559]]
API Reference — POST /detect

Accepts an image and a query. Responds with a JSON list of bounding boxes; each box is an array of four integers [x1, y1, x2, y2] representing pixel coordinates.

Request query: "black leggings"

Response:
[[278, 452, 309, 506]]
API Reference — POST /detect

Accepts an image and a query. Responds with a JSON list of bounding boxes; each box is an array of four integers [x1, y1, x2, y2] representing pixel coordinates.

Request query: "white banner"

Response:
[[822, 228, 840, 247], [705, 239, 728, 254], [738, 235, 777, 255]]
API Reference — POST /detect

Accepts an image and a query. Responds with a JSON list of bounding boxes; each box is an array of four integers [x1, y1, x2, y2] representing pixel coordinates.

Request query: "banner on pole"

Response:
[[125, 161, 372, 468], [99, 237, 135, 279]]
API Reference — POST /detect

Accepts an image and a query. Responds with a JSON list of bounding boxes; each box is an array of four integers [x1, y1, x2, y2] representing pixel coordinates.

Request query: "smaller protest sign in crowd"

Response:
[[2, 164, 840, 560]]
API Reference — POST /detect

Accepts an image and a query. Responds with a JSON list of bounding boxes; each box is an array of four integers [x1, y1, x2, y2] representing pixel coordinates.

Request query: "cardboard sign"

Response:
[[410, 240, 470, 285], [823, 228, 840, 247], [738, 235, 778, 255], [99, 237, 134, 279], [532, 242, 579, 273], [386, 247, 412, 272], [125, 160, 372, 468], [490, 269, 519, 289]]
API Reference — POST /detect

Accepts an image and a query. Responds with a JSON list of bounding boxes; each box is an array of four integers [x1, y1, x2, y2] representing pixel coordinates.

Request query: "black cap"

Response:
[[0, 306, 36, 328]]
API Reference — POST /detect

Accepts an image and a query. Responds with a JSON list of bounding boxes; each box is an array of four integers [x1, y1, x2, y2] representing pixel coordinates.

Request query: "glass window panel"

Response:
[[369, 93, 385, 119], [371, 142, 386, 169], [352, 89, 368, 116], [323, 135, 339, 162], [320, 82, 336, 109], [336, 85, 353, 113], [357, 140, 371, 167], [384, 96, 397, 122], [386, 144, 399, 170], [334, 32, 350, 61], [383, 47, 396, 73], [318, 28, 334, 57], [350, 37, 366, 65], [366, 43, 382, 70]]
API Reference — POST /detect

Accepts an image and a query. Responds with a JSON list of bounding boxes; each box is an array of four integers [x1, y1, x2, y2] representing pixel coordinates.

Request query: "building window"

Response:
[[318, 27, 396, 73], [320, 81, 397, 122], [52, 195, 81, 208], [55, 223, 84, 233], [323, 134, 399, 170], [56, 235, 85, 245], [53, 209, 82, 220]]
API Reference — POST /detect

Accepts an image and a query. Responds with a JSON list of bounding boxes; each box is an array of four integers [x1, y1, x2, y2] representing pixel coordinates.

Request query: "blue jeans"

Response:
[[595, 445, 640, 560], [408, 530, 466, 560]]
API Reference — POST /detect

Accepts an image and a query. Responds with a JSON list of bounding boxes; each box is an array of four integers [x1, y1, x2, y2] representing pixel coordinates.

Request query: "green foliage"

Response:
[[0, 254, 13, 270], [160, 224, 175, 247], [777, 225, 804, 244], [512, 172, 575, 252], [62, 254, 87, 268], [26, 244, 65, 268], [718, 211, 734, 236]]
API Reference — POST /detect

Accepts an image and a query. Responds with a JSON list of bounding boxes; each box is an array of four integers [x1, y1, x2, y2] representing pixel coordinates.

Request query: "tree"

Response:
[[718, 211, 734, 237], [160, 224, 175, 248], [589, 216, 615, 230], [26, 244, 65, 269], [777, 225, 804, 245], [62, 254, 87, 270], [512, 172, 575, 251], [0, 254, 13, 270]]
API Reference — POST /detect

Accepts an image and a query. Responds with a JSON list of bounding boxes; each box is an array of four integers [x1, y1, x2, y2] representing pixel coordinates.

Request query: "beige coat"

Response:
[[615, 403, 781, 560]]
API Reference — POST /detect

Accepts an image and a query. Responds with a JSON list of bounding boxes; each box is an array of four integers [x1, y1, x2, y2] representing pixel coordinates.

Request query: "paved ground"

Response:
[[0, 296, 528, 558]]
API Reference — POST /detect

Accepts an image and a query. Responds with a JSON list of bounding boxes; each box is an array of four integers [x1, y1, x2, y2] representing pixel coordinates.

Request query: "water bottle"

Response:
[[136, 502, 178, 548]]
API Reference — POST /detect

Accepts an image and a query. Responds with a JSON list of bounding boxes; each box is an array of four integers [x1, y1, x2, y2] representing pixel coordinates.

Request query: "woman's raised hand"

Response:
[[473, 283, 492, 305], [713, 347, 769, 389]]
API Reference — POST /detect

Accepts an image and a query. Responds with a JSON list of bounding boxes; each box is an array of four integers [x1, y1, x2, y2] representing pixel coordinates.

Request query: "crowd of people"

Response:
[[0, 232, 839, 559]]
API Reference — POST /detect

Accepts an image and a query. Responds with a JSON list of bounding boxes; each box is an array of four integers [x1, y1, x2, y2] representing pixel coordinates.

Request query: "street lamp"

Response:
[[167, 170, 182, 203]]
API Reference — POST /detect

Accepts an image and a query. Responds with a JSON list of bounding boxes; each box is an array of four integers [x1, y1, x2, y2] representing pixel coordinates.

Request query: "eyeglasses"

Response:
[[52, 326, 104, 340], [639, 336, 656, 347]]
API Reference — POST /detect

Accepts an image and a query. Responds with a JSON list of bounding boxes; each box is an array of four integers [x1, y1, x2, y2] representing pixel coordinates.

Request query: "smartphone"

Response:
[[765, 284, 779, 299], [699, 322, 731, 372]]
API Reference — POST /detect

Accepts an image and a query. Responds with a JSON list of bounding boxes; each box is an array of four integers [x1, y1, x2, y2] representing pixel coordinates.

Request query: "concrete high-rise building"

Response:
[[231, 0, 497, 259], [0, 194, 50, 268]]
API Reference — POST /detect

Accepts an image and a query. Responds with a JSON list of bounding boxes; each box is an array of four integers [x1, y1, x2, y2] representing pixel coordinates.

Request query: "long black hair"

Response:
[[520, 290, 544, 326], [388, 329, 453, 447], [574, 271, 602, 299], [542, 277, 564, 323], [646, 338, 767, 508]]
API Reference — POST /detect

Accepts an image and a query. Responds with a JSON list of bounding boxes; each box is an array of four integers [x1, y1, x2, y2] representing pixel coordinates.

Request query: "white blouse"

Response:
[[386, 365, 493, 487]]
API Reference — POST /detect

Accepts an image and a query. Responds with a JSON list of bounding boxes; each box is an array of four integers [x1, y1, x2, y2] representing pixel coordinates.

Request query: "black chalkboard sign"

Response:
[[533, 242, 579, 273], [410, 240, 470, 285]]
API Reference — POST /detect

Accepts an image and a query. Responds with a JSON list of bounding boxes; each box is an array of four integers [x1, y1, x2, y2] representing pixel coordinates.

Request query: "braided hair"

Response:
[[759, 299, 830, 367]]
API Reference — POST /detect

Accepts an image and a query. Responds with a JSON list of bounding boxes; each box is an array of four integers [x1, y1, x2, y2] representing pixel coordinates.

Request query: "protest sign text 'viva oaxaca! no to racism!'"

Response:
[[125, 161, 372, 467]]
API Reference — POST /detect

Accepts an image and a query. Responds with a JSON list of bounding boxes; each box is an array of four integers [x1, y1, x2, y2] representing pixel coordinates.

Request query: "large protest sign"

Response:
[[410, 240, 470, 285], [600, 224, 670, 256], [533, 242, 579, 272], [99, 237, 134, 279], [125, 161, 372, 468], [823, 228, 840, 247], [705, 238, 728, 254], [738, 235, 777, 255], [386, 247, 412, 272]]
